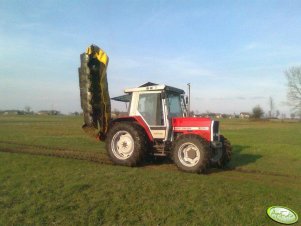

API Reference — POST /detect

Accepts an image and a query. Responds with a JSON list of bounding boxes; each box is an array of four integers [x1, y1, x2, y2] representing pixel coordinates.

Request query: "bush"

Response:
[[252, 105, 264, 119]]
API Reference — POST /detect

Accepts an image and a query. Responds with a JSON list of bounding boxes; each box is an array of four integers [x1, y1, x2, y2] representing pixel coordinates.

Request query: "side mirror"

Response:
[[185, 96, 188, 104], [161, 92, 166, 99]]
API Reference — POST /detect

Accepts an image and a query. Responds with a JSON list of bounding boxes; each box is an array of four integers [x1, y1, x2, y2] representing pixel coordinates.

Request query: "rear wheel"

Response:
[[172, 135, 209, 173], [105, 122, 147, 166]]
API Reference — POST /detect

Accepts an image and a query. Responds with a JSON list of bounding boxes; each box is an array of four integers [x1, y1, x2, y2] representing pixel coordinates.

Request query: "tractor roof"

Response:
[[111, 82, 185, 103], [124, 82, 185, 94]]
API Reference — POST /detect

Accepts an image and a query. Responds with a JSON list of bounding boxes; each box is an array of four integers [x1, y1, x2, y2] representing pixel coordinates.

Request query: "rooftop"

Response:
[[124, 82, 184, 94], [112, 82, 185, 103]]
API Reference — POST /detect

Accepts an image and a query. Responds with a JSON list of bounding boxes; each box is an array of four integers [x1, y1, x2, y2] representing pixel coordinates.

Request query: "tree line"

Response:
[[252, 66, 301, 119]]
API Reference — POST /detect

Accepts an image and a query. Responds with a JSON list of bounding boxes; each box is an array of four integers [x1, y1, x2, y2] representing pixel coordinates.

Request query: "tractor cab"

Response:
[[113, 82, 187, 142]]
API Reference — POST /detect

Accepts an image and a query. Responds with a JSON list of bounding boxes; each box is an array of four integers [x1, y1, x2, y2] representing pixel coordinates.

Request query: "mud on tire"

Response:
[[105, 122, 148, 166], [172, 134, 210, 173], [219, 135, 232, 167]]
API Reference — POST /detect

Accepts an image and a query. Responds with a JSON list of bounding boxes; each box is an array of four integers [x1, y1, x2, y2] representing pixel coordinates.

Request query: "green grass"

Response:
[[0, 115, 300, 225]]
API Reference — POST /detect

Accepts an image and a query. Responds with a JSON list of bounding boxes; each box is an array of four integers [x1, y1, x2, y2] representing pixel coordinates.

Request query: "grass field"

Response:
[[0, 115, 300, 225]]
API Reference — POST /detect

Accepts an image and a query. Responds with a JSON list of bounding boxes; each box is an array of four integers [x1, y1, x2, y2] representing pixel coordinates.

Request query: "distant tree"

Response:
[[275, 110, 280, 118], [290, 113, 295, 119], [285, 66, 301, 117], [252, 105, 264, 119]]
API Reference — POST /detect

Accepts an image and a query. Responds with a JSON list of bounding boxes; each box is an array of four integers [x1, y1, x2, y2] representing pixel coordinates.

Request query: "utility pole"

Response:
[[187, 83, 191, 117]]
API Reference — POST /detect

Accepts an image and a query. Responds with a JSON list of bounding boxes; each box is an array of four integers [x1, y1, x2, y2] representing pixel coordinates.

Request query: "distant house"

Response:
[[1, 110, 20, 115], [215, 114, 223, 119], [37, 110, 61, 115], [69, 112, 80, 116], [194, 113, 234, 119], [240, 112, 250, 119], [1, 110, 36, 115]]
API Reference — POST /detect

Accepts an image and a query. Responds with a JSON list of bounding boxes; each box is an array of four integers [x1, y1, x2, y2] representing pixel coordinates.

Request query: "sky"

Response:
[[0, 0, 301, 115]]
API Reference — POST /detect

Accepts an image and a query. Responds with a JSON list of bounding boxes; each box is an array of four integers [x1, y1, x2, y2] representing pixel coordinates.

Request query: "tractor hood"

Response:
[[172, 117, 219, 142]]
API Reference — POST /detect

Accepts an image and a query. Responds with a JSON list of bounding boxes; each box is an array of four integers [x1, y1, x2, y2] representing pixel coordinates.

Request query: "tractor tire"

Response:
[[219, 135, 232, 167], [105, 122, 147, 166], [209, 146, 223, 167], [172, 134, 210, 173]]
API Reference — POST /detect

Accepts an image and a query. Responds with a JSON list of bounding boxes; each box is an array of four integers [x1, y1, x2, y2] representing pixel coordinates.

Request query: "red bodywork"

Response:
[[112, 116, 154, 141], [112, 116, 213, 142], [172, 117, 212, 142]]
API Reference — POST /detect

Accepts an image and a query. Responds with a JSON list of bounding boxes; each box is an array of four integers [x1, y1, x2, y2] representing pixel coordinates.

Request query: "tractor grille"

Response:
[[212, 121, 219, 141]]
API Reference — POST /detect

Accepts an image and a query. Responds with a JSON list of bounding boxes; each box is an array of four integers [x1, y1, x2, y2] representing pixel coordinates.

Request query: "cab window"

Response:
[[138, 93, 164, 125], [167, 93, 183, 118]]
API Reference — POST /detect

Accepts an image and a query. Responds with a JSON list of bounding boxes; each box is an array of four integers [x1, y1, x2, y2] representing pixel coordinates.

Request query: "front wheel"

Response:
[[172, 135, 210, 173], [219, 135, 232, 167]]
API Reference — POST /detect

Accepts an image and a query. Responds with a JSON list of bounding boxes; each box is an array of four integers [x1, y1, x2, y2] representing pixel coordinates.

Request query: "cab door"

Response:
[[136, 92, 167, 140]]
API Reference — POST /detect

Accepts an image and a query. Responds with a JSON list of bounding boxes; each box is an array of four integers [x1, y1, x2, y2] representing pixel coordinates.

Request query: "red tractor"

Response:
[[78, 45, 232, 173]]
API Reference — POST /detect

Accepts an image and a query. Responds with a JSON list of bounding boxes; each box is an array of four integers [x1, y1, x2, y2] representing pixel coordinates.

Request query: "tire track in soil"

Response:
[[0, 141, 299, 179], [0, 141, 112, 165]]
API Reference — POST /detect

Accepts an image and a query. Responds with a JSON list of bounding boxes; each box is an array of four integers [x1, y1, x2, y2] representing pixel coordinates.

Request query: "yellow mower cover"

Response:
[[78, 45, 111, 140]]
